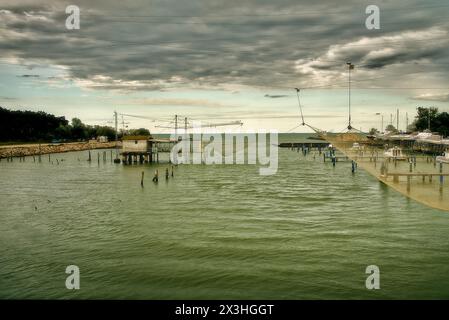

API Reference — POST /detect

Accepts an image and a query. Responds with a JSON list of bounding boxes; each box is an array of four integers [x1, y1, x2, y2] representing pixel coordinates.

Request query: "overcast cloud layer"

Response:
[[0, 0, 449, 130]]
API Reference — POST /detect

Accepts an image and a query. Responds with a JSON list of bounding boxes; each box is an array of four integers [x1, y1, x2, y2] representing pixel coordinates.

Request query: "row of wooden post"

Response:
[[140, 166, 175, 187]]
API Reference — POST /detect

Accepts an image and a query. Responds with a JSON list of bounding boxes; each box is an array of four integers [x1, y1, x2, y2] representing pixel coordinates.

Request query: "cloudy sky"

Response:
[[0, 0, 448, 132]]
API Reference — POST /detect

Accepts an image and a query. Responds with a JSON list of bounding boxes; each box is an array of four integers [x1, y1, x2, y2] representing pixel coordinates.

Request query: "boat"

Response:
[[384, 146, 407, 160], [350, 142, 361, 150], [436, 149, 449, 164]]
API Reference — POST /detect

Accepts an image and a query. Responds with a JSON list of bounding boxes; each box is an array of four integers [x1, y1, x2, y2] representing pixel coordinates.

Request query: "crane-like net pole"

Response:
[[295, 88, 305, 126]]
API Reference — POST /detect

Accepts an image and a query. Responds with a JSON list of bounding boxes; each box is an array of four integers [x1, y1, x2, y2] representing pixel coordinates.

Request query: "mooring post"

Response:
[[48, 154, 50, 162], [171, 166, 174, 177], [332, 156, 336, 167], [88, 150, 91, 162], [153, 170, 159, 183], [165, 168, 169, 180], [141, 171, 144, 187], [97, 153, 100, 165]]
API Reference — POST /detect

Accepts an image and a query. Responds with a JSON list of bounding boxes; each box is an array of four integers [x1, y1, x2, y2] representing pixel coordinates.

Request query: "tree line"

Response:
[[369, 107, 449, 136], [0, 107, 150, 142]]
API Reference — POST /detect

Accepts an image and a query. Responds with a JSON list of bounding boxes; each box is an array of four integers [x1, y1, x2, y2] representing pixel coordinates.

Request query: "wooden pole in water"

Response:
[[88, 150, 91, 162], [141, 171, 144, 187], [97, 153, 100, 165], [152, 170, 159, 183]]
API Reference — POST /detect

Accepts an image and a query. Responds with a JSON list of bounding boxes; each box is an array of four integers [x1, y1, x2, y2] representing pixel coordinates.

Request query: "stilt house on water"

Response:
[[121, 135, 175, 164]]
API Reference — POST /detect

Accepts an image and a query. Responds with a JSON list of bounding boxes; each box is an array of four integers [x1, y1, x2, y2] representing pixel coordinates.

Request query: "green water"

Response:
[[1, 136, 449, 299]]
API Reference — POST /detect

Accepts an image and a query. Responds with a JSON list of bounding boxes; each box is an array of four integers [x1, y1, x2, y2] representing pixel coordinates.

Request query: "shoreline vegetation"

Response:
[[0, 141, 119, 159]]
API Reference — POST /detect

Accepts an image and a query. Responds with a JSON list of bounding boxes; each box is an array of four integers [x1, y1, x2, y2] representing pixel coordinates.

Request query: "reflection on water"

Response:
[[1, 142, 449, 299]]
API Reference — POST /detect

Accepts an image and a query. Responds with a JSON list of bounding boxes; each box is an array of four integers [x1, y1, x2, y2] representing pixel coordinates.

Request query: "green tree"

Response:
[[385, 124, 398, 133], [369, 128, 379, 135], [413, 107, 439, 131], [71, 118, 86, 140], [128, 128, 151, 136]]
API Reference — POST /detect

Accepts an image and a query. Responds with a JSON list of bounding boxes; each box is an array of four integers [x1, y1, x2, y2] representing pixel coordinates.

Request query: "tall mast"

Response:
[[346, 62, 354, 130], [406, 112, 409, 132], [175, 114, 178, 139], [114, 111, 119, 161], [396, 109, 399, 132]]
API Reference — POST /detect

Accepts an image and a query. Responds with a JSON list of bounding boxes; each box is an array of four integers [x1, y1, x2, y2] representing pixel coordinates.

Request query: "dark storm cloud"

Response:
[[1, 0, 449, 93]]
